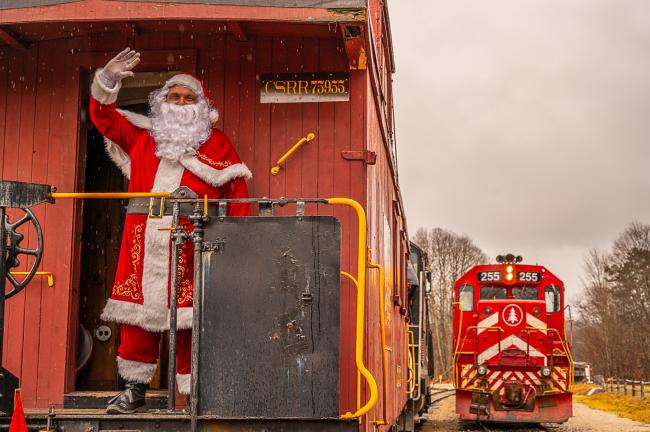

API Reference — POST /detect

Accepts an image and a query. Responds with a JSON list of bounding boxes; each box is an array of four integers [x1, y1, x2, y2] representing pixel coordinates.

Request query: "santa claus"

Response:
[[89, 48, 251, 413]]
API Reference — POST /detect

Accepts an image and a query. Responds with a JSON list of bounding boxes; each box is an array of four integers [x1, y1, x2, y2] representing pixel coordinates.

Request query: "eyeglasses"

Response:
[[166, 93, 197, 103]]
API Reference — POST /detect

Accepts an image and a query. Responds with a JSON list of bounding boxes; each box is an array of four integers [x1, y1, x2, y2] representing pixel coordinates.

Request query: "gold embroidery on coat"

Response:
[[176, 244, 193, 305], [112, 223, 143, 301], [197, 152, 232, 169]]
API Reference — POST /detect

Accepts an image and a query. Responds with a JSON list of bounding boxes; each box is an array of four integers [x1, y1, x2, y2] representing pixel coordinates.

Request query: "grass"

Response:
[[574, 386, 650, 424]]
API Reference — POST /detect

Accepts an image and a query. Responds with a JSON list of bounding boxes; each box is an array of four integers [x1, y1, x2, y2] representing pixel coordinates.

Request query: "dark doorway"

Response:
[[76, 71, 178, 392]]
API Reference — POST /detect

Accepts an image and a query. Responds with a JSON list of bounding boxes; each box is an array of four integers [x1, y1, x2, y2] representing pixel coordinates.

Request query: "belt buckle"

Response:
[[148, 197, 166, 218]]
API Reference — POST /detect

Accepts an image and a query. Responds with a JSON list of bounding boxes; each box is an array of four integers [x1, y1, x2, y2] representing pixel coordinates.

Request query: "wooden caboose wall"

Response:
[[0, 31, 372, 409]]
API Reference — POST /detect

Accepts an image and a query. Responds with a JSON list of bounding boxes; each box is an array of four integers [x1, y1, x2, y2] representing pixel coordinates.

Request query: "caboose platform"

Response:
[[20, 409, 359, 432]]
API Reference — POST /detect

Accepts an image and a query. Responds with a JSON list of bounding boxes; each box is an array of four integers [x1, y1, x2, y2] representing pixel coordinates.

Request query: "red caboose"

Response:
[[452, 254, 573, 423]]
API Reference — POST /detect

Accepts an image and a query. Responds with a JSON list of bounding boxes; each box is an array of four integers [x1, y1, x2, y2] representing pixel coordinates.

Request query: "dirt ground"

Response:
[[419, 395, 650, 432]]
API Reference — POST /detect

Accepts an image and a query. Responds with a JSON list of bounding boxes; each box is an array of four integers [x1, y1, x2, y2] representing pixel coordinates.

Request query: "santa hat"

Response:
[[161, 73, 219, 124]]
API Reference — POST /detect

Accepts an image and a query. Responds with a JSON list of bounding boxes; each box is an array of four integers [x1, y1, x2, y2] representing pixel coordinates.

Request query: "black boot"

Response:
[[106, 381, 147, 414]]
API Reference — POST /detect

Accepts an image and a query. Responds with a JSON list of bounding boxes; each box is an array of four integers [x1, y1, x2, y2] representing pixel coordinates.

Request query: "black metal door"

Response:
[[198, 216, 341, 418]]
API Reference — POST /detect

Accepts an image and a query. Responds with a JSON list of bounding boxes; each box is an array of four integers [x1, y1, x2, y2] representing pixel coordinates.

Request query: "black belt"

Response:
[[125, 197, 219, 217]]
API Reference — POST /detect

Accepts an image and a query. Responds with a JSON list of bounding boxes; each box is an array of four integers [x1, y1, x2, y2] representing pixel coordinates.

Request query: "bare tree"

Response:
[[576, 223, 650, 378], [413, 227, 487, 379]]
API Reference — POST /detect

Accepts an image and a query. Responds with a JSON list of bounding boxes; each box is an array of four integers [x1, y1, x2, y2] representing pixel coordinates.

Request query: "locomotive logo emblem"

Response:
[[502, 304, 523, 326]]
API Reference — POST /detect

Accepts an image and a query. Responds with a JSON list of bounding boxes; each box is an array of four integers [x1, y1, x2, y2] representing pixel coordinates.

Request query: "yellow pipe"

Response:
[[368, 250, 388, 426], [9, 271, 54, 287], [328, 198, 378, 420], [271, 133, 316, 175], [410, 329, 418, 391], [51, 192, 170, 199], [452, 301, 463, 388], [406, 328, 416, 395], [340, 271, 362, 420]]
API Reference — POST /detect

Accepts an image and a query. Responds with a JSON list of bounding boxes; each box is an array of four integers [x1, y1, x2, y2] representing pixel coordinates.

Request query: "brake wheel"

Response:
[[3, 208, 44, 298]]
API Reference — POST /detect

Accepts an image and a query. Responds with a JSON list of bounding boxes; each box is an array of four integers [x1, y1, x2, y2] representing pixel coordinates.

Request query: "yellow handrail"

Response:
[[328, 198, 378, 420], [452, 301, 463, 388], [51, 192, 170, 199], [340, 271, 362, 421], [526, 327, 574, 387], [270, 133, 316, 175], [367, 250, 388, 426], [9, 271, 54, 287], [406, 328, 416, 395]]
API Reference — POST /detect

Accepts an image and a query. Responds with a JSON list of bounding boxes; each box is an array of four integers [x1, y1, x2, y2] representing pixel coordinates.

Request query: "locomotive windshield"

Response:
[[479, 285, 539, 300], [511, 286, 538, 300], [480, 286, 507, 299]]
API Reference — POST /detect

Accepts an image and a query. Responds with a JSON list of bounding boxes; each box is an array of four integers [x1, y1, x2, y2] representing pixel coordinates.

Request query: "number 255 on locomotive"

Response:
[[452, 254, 574, 423]]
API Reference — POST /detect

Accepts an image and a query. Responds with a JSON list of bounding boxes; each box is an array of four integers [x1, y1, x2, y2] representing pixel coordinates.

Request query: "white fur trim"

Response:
[[165, 74, 203, 96], [176, 373, 191, 395], [104, 139, 131, 178], [116, 356, 158, 384], [179, 158, 252, 187], [91, 69, 122, 105], [139, 160, 185, 329], [117, 108, 152, 129], [101, 299, 192, 332], [209, 109, 219, 124], [174, 307, 194, 330]]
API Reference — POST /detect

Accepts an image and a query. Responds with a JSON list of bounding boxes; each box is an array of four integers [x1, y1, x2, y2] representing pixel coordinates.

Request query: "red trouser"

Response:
[[117, 324, 192, 393]]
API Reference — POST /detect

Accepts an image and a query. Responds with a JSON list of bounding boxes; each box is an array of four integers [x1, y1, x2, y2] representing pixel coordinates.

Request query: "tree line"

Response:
[[412, 227, 486, 379], [412, 222, 650, 380], [573, 222, 650, 379]]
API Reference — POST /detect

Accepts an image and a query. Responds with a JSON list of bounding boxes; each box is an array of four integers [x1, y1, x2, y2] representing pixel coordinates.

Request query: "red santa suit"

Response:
[[89, 71, 251, 393]]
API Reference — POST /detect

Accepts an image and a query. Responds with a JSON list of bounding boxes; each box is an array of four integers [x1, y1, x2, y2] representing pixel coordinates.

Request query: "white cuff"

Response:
[[116, 356, 157, 384], [177, 373, 191, 395], [91, 68, 122, 105]]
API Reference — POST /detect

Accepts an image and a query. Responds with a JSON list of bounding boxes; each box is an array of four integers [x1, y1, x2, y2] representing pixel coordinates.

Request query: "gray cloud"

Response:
[[391, 0, 650, 297]]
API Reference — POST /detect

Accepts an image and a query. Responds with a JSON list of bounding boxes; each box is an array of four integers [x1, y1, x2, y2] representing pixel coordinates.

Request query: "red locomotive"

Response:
[[452, 254, 573, 423]]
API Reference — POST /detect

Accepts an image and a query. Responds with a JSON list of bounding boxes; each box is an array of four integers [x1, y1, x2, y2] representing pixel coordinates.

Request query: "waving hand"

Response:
[[99, 47, 141, 88]]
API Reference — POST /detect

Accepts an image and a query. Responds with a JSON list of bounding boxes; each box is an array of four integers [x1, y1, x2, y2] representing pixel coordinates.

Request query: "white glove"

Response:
[[98, 47, 141, 88]]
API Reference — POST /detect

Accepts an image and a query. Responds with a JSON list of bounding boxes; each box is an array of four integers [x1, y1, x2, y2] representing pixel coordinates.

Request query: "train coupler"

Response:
[[469, 392, 490, 417]]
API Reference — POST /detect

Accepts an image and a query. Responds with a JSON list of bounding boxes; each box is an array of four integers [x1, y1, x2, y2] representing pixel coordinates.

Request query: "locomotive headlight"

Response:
[[540, 366, 552, 377], [533, 307, 541, 316], [477, 365, 488, 376], [505, 265, 514, 281]]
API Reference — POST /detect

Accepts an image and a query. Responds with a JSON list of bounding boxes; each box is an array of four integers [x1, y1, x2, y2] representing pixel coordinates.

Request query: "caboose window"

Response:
[[458, 284, 474, 311], [480, 286, 507, 300], [511, 286, 538, 300], [545, 285, 561, 312]]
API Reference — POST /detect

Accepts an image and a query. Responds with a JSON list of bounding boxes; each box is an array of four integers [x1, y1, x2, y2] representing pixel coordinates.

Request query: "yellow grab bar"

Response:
[[9, 271, 54, 287], [406, 328, 416, 395], [452, 301, 463, 387], [340, 271, 362, 421], [367, 250, 388, 426], [328, 198, 378, 420], [52, 192, 170, 199], [270, 133, 315, 175]]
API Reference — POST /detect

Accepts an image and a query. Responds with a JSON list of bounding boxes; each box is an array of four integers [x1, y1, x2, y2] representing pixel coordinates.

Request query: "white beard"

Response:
[[150, 98, 212, 161]]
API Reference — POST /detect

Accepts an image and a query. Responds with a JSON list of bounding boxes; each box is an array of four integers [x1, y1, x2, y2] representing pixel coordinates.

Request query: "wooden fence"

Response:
[[604, 378, 650, 398]]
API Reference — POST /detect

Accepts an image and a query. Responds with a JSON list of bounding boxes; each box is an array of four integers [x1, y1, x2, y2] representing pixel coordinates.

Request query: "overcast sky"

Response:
[[389, 0, 650, 300]]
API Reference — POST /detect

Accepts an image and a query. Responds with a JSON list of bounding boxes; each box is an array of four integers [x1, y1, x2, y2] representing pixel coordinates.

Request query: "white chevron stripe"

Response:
[[477, 335, 547, 365], [477, 313, 499, 335], [526, 313, 547, 334], [526, 371, 541, 384]]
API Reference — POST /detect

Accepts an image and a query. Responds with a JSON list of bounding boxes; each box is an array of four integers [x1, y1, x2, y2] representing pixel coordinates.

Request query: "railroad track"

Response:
[[428, 389, 455, 404]]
